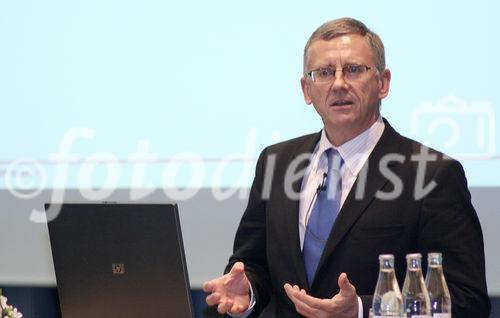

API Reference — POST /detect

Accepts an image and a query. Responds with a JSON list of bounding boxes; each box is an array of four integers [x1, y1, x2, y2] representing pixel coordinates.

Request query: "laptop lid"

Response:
[[45, 203, 194, 318]]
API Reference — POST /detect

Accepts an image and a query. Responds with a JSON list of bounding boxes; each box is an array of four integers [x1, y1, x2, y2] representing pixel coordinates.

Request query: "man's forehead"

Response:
[[306, 34, 373, 66], [309, 34, 368, 53]]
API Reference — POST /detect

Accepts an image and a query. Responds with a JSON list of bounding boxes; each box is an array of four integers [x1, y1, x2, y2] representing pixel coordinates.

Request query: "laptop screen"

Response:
[[46, 203, 194, 318]]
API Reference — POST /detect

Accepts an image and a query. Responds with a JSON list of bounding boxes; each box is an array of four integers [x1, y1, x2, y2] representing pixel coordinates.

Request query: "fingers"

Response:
[[337, 272, 356, 296], [202, 280, 214, 293], [207, 291, 236, 314], [285, 284, 323, 306], [284, 283, 322, 317], [217, 297, 234, 314], [207, 292, 247, 314], [205, 292, 221, 306], [203, 277, 224, 307], [230, 302, 247, 314], [203, 262, 244, 295], [214, 295, 246, 315]]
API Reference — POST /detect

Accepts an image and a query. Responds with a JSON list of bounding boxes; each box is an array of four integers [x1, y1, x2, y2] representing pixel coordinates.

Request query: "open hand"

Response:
[[203, 262, 251, 315], [284, 273, 358, 318]]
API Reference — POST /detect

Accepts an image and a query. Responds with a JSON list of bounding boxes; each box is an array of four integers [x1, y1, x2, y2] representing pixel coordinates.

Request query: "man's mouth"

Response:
[[330, 99, 353, 107]]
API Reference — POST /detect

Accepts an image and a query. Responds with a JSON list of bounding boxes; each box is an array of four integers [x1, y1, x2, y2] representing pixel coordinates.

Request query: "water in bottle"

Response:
[[372, 254, 403, 317], [425, 253, 451, 318], [402, 253, 431, 317]]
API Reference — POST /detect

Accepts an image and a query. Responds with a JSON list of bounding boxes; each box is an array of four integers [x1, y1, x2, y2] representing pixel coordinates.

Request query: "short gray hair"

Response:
[[303, 18, 386, 74]]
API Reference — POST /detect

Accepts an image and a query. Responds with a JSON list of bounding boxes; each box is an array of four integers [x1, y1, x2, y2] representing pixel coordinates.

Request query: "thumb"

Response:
[[229, 262, 245, 276], [226, 262, 250, 297], [338, 273, 356, 296]]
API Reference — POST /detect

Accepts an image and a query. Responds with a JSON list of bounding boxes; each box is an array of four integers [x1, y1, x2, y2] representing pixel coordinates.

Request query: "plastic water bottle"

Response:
[[372, 254, 403, 317], [402, 253, 431, 317], [425, 253, 451, 317]]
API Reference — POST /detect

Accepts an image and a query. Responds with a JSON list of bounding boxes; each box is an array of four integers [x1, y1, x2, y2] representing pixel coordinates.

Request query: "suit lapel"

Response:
[[314, 121, 403, 283], [283, 132, 321, 289]]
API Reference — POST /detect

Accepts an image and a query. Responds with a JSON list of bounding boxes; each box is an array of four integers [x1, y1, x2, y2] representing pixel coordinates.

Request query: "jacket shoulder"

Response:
[[263, 132, 320, 155]]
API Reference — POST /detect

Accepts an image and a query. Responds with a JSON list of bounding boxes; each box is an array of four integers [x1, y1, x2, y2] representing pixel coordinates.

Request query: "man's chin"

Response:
[[327, 117, 356, 130]]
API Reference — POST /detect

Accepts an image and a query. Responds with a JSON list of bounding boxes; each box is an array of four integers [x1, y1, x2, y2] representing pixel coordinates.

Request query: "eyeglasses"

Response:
[[306, 64, 375, 83]]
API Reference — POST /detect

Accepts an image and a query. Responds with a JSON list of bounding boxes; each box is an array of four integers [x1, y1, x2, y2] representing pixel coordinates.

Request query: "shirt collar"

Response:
[[317, 116, 385, 176]]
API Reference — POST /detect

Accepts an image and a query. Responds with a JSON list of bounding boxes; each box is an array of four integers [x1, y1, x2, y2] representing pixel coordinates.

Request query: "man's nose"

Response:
[[330, 71, 349, 91]]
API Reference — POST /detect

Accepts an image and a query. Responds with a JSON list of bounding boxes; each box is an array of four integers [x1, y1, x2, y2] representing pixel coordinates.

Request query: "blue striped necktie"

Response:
[[303, 148, 344, 286]]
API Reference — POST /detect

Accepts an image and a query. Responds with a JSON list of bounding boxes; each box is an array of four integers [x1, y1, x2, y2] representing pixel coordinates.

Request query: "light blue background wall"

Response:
[[1, 0, 499, 295]]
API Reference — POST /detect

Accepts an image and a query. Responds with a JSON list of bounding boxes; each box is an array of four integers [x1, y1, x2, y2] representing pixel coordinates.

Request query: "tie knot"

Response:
[[325, 148, 343, 172]]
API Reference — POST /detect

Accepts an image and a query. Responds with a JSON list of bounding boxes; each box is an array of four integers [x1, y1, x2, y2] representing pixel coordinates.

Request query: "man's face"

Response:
[[301, 34, 391, 145]]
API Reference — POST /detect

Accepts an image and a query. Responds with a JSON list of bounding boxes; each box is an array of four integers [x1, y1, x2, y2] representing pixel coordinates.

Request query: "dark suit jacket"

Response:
[[226, 120, 490, 317]]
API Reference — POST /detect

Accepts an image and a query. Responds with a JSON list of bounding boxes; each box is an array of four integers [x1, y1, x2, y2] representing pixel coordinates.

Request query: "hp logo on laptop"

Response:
[[112, 263, 125, 275]]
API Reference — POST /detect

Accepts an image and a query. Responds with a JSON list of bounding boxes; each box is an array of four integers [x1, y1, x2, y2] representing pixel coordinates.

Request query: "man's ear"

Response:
[[378, 69, 391, 100], [301, 77, 312, 105]]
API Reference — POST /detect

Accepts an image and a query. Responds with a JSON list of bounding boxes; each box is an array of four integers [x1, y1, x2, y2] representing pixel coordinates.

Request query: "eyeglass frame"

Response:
[[306, 64, 377, 83]]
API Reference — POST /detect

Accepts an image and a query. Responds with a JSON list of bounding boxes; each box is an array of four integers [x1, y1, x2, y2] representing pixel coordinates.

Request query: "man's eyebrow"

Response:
[[314, 64, 335, 69], [315, 61, 363, 68]]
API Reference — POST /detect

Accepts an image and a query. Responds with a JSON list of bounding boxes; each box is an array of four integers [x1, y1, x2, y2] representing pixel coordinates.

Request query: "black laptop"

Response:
[[45, 203, 194, 318]]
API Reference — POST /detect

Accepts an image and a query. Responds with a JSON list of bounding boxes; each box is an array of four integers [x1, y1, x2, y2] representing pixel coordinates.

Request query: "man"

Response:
[[203, 18, 490, 317]]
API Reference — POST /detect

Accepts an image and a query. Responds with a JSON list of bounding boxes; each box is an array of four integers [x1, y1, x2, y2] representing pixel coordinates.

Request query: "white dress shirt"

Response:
[[299, 117, 385, 249]]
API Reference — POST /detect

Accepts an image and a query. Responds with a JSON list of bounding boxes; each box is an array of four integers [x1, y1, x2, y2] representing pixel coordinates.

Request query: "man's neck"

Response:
[[324, 116, 380, 146]]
